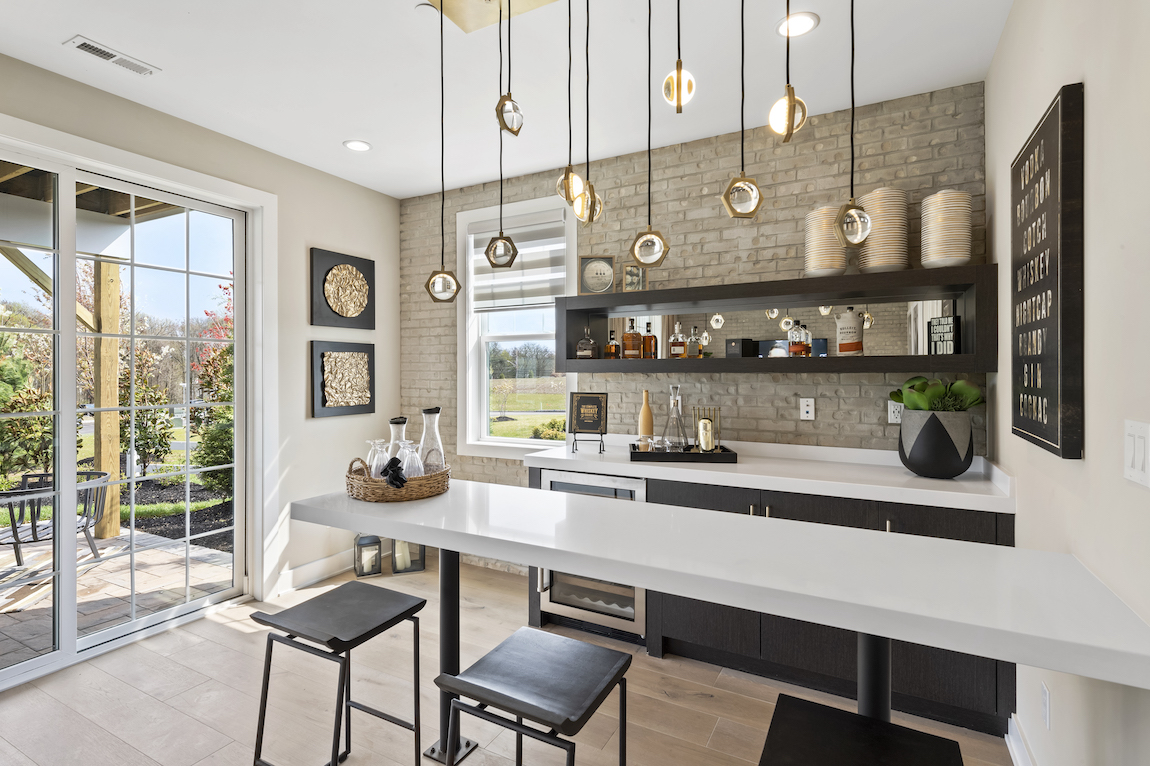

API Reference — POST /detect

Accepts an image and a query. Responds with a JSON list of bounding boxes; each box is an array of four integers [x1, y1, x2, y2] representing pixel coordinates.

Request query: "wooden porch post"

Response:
[[93, 261, 121, 539]]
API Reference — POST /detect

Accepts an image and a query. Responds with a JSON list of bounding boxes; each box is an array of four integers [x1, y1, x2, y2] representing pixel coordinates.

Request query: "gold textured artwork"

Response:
[[322, 351, 371, 407], [323, 264, 370, 318]]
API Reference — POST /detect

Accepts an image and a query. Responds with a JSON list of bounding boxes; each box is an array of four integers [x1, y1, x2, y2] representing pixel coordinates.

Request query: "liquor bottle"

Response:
[[642, 322, 659, 359], [622, 318, 643, 359], [800, 324, 811, 357], [638, 389, 654, 449], [788, 323, 805, 357], [576, 326, 599, 359], [604, 330, 620, 359], [686, 326, 702, 358], [668, 322, 687, 358]]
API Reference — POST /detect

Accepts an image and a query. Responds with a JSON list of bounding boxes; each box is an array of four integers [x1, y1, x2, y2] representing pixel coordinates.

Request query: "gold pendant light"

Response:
[[834, 0, 871, 248], [768, 0, 808, 143], [722, 0, 763, 219], [495, 0, 523, 136], [485, 2, 518, 268], [662, 0, 696, 113], [426, 4, 459, 303], [573, 0, 603, 227], [555, 0, 585, 204], [631, 0, 669, 268]]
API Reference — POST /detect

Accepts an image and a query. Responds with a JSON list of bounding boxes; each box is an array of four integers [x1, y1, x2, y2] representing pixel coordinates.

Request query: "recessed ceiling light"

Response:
[[776, 11, 820, 37], [343, 140, 372, 152]]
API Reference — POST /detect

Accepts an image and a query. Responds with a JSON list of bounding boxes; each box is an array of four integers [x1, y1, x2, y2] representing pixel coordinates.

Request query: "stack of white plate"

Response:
[[804, 206, 846, 277], [858, 187, 908, 273], [921, 190, 972, 268]]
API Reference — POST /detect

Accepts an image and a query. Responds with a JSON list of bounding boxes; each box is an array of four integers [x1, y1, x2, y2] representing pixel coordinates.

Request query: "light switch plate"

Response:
[[1124, 420, 1150, 488], [800, 398, 815, 421], [888, 400, 903, 424]]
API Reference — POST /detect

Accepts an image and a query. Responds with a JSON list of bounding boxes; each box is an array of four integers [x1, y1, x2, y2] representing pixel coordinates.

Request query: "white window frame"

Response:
[[456, 197, 577, 460]]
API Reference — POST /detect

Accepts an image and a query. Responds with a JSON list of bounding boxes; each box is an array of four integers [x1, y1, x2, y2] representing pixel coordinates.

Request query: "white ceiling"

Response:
[[0, 1, 1013, 200]]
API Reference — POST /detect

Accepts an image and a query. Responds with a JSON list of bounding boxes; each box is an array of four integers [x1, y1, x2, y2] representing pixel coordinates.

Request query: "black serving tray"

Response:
[[629, 444, 738, 463]]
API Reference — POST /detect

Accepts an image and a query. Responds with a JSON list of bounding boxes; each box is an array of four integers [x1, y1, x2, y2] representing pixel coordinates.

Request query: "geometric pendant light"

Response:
[[630, 0, 669, 268], [426, 5, 461, 303], [485, 2, 518, 267], [555, 0, 585, 204], [573, 0, 603, 226], [662, 0, 696, 113], [768, 0, 808, 143], [721, 0, 763, 219], [495, 0, 523, 136], [833, 0, 871, 248]]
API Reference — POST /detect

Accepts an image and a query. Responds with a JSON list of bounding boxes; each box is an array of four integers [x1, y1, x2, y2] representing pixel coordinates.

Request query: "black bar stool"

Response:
[[435, 627, 631, 766], [250, 581, 426, 766]]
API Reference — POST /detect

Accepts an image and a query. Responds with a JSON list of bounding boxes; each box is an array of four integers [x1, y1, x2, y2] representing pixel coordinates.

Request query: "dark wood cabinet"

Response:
[[646, 479, 758, 515], [877, 501, 998, 544], [763, 490, 879, 530]]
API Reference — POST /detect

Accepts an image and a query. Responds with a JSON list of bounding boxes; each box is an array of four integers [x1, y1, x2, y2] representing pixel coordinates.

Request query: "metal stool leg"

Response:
[[254, 635, 276, 765], [331, 654, 349, 766], [342, 651, 352, 762], [412, 617, 422, 766], [445, 699, 462, 766], [515, 717, 523, 766], [619, 677, 626, 766]]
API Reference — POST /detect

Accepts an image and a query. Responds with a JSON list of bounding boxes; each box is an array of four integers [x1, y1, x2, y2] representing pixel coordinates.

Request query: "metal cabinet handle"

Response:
[[886, 519, 892, 533], [536, 568, 550, 593], [764, 505, 770, 517]]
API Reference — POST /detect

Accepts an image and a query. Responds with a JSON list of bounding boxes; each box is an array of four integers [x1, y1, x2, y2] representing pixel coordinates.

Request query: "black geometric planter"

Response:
[[898, 409, 974, 479]]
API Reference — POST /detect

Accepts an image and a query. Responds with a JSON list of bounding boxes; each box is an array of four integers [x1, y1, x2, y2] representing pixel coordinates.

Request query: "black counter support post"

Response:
[[857, 633, 892, 722], [425, 549, 477, 763]]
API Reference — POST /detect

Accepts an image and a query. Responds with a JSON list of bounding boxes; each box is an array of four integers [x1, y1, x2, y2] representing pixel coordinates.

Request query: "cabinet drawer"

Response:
[[762, 491, 876, 530], [877, 502, 997, 544], [647, 479, 758, 515], [661, 593, 760, 657]]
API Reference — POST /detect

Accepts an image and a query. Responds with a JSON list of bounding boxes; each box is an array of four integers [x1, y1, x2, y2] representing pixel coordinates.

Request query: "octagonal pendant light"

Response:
[[723, 0, 763, 220], [426, 3, 460, 303], [495, 0, 523, 136], [486, 3, 518, 268], [833, 0, 871, 249], [633, 0, 669, 268], [575, 0, 603, 228], [662, 0, 695, 113], [768, 0, 807, 143]]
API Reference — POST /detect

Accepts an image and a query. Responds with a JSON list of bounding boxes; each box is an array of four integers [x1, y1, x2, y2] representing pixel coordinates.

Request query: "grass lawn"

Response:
[[489, 412, 566, 440], [77, 427, 200, 466], [0, 498, 226, 528]]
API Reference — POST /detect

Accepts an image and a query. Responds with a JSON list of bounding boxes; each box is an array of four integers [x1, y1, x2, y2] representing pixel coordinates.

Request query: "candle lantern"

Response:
[[353, 534, 384, 578], [392, 539, 426, 574]]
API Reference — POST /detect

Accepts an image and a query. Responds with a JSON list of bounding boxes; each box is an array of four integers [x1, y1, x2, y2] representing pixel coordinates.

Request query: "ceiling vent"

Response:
[[64, 35, 160, 76]]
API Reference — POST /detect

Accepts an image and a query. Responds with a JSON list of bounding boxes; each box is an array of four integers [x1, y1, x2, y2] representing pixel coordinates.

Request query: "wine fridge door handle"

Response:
[[537, 568, 550, 593]]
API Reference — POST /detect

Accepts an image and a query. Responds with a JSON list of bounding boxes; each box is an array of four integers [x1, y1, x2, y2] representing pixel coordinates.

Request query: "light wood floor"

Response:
[[0, 554, 1011, 766]]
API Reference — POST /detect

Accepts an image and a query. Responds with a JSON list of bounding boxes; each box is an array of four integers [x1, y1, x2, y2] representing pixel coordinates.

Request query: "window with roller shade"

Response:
[[465, 209, 569, 446]]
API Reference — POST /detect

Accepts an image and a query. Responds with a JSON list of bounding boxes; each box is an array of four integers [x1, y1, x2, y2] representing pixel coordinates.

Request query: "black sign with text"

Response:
[[1010, 84, 1084, 458]]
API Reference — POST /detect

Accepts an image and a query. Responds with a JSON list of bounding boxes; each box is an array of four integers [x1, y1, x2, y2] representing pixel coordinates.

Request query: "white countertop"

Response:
[[292, 480, 1150, 691], [523, 439, 1015, 514]]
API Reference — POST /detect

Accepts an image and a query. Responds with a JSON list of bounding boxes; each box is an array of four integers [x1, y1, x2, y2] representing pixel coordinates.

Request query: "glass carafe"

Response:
[[366, 439, 390, 479], [661, 384, 689, 452], [419, 407, 445, 474], [396, 439, 424, 478], [386, 416, 408, 460]]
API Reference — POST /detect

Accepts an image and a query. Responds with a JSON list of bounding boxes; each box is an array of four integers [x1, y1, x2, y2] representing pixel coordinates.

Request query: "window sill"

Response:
[[458, 438, 565, 462]]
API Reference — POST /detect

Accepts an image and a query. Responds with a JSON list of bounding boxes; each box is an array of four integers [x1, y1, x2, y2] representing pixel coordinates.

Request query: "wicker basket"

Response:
[[345, 458, 450, 503]]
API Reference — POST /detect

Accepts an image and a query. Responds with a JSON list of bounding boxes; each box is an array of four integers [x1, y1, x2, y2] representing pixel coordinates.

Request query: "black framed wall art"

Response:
[[1010, 83, 1084, 458], [312, 341, 376, 417], [311, 248, 376, 329]]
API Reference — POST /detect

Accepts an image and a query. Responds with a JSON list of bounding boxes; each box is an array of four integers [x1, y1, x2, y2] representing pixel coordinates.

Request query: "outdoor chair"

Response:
[[0, 471, 110, 567]]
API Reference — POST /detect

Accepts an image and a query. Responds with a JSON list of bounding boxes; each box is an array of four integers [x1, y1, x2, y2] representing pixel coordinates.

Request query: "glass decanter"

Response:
[[366, 439, 390, 479], [396, 439, 424, 478], [661, 384, 689, 452], [419, 407, 446, 474], [386, 416, 408, 460]]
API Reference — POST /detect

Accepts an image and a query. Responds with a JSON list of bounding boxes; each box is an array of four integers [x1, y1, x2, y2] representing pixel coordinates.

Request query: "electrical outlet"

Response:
[[1041, 681, 1051, 730], [1124, 420, 1150, 488], [800, 398, 815, 421], [888, 400, 903, 424]]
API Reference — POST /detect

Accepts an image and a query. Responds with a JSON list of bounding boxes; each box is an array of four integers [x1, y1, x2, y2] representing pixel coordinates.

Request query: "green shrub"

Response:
[[194, 417, 234, 493], [530, 417, 566, 441]]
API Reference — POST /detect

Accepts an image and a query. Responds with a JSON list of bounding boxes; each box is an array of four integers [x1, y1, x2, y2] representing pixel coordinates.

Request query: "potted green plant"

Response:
[[890, 376, 984, 479]]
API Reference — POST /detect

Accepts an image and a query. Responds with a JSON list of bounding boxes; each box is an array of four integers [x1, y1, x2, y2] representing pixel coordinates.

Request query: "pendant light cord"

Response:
[[440, 1, 445, 271], [850, 0, 855, 199], [647, 0, 652, 227], [498, 5, 504, 231], [567, 0, 572, 164], [676, 0, 681, 60], [740, 0, 745, 173], [508, 0, 512, 92], [785, 0, 790, 84], [584, 0, 590, 184]]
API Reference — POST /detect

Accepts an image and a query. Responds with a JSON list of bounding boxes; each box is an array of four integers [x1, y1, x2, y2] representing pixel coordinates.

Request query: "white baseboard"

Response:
[[1006, 714, 1035, 766], [274, 548, 354, 594]]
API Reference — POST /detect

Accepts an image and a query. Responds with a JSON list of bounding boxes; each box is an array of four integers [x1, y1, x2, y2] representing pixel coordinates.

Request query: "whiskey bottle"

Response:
[[788, 323, 805, 357], [642, 322, 659, 359], [576, 326, 599, 359], [604, 330, 620, 359], [686, 326, 702, 358], [622, 318, 643, 359], [800, 324, 812, 357], [668, 322, 687, 358]]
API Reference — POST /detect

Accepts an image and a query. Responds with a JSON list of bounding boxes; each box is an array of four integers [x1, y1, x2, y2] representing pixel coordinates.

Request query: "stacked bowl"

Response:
[[804, 206, 847, 277], [858, 187, 909, 273], [921, 189, 973, 268]]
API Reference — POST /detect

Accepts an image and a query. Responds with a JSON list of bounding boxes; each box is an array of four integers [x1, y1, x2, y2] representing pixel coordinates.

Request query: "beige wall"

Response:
[[0, 53, 401, 594], [985, 1, 1150, 763]]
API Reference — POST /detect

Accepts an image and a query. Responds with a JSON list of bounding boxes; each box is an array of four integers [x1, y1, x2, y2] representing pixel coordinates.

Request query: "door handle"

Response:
[[751, 504, 770, 517], [886, 519, 892, 533], [536, 568, 550, 593]]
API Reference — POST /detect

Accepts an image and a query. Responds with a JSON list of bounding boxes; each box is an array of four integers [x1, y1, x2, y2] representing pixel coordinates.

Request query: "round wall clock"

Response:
[[581, 258, 614, 294], [324, 263, 370, 318]]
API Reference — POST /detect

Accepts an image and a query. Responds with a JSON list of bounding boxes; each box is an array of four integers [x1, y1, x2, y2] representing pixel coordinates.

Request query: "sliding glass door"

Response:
[[0, 152, 246, 676]]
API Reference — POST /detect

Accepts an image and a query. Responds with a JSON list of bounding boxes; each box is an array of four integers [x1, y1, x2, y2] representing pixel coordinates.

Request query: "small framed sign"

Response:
[[568, 392, 608, 453], [928, 316, 961, 355], [622, 264, 647, 292], [578, 255, 615, 295], [1010, 83, 1084, 459]]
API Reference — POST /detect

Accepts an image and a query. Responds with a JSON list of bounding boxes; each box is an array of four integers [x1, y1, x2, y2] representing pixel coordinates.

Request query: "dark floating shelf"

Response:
[[556, 264, 997, 375]]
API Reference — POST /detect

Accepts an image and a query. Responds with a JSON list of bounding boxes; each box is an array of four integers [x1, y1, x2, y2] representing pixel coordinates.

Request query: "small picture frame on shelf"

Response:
[[578, 255, 615, 295], [622, 264, 647, 292], [568, 392, 608, 453]]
